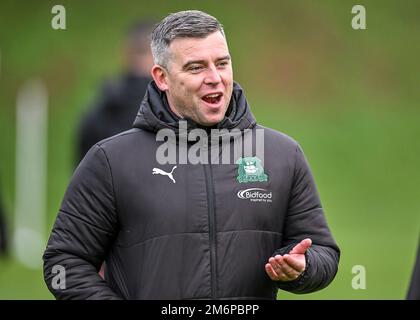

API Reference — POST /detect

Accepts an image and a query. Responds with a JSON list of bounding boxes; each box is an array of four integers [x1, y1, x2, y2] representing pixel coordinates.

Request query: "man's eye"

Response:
[[217, 61, 229, 67], [189, 66, 203, 72]]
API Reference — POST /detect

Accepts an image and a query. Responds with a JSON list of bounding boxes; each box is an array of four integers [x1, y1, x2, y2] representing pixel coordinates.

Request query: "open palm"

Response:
[[265, 238, 312, 282]]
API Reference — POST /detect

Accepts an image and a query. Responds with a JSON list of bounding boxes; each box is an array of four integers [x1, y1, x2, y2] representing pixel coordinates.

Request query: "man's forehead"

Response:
[[169, 32, 229, 61]]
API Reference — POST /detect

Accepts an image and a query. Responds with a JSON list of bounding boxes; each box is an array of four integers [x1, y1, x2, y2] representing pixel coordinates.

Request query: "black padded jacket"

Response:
[[43, 81, 340, 299]]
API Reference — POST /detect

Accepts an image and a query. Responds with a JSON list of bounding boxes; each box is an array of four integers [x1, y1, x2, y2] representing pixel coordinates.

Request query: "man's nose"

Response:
[[204, 65, 222, 85]]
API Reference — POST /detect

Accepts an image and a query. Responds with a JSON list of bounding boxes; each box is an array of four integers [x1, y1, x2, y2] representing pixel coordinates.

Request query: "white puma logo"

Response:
[[152, 166, 177, 183]]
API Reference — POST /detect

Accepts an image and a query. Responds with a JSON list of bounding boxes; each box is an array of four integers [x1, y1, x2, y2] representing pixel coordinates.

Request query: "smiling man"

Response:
[[43, 10, 340, 300], [151, 29, 232, 126]]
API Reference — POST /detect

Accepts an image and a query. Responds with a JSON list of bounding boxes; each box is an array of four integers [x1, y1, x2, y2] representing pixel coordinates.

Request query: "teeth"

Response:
[[205, 93, 221, 98]]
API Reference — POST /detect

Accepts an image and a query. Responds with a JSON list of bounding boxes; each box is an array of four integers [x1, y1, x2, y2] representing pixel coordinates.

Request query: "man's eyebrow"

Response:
[[215, 55, 231, 62], [182, 55, 231, 70]]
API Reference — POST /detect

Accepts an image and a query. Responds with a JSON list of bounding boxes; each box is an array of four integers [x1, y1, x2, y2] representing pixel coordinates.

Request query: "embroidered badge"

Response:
[[236, 157, 268, 183]]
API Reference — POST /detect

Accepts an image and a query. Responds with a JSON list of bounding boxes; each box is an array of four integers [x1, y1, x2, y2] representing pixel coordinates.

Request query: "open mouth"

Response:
[[202, 93, 223, 105]]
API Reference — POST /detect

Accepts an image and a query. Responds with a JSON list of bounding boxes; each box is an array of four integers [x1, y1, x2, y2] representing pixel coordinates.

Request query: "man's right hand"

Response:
[[265, 238, 312, 282]]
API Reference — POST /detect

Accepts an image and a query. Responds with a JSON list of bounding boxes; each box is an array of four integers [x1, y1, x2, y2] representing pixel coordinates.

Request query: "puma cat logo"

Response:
[[152, 166, 177, 183]]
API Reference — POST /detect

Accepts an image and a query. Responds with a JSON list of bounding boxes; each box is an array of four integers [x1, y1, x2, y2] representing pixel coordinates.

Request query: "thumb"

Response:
[[289, 238, 312, 255]]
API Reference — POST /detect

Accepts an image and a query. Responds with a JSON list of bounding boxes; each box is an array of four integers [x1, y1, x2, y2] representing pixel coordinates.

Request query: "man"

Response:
[[77, 21, 155, 163], [43, 10, 340, 300]]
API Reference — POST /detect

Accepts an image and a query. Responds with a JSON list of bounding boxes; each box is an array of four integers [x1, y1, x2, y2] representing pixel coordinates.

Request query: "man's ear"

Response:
[[151, 65, 169, 91]]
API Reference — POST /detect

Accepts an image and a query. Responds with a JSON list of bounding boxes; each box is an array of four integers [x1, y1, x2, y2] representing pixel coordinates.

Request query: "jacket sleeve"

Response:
[[274, 144, 340, 294], [43, 144, 122, 299]]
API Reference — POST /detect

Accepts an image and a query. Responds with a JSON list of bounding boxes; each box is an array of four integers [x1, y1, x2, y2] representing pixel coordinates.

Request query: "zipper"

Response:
[[203, 162, 217, 299]]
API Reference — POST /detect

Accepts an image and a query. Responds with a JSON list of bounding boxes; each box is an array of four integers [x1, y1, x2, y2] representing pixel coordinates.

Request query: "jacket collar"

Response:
[[132, 81, 257, 134]]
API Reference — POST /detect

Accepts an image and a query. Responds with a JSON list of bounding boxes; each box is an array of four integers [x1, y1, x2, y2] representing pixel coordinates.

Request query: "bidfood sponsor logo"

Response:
[[237, 188, 272, 203]]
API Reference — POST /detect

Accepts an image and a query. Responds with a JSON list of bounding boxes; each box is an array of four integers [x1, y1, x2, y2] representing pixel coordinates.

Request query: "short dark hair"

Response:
[[151, 10, 225, 68]]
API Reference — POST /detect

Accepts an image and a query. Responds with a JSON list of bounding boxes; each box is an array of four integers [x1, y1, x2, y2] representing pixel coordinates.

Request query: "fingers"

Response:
[[265, 239, 310, 281], [265, 263, 279, 281], [283, 254, 305, 273], [289, 238, 312, 255], [269, 257, 284, 278], [274, 256, 301, 279], [265, 256, 300, 281]]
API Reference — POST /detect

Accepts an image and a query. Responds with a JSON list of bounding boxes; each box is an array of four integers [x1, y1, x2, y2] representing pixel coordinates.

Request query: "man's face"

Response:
[[162, 31, 233, 126]]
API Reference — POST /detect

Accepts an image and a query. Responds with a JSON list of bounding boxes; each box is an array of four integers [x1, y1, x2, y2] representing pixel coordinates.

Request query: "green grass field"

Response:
[[0, 0, 419, 299]]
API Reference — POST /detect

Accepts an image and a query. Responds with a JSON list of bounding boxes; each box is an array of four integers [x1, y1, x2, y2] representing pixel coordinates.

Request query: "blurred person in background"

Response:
[[77, 20, 155, 163], [407, 238, 420, 299], [44, 10, 339, 300], [77, 20, 155, 278]]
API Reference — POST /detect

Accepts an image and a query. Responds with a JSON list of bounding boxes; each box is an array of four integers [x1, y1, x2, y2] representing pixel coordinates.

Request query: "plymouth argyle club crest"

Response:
[[236, 157, 268, 183]]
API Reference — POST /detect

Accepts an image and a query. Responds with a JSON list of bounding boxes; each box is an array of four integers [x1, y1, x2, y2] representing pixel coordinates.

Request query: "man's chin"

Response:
[[199, 114, 226, 127]]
